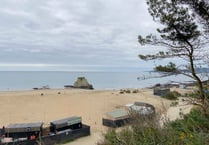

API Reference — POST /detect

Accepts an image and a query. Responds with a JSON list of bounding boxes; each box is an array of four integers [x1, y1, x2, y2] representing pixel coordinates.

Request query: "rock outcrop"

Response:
[[73, 77, 93, 90]]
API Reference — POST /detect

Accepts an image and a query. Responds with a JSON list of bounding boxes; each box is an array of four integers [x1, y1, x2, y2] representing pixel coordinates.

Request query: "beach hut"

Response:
[[5, 122, 43, 139], [50, 116, 82, 133], [130, 102, 155, 116], [153, 87, 170, 96], [102, 109, 130, 128]]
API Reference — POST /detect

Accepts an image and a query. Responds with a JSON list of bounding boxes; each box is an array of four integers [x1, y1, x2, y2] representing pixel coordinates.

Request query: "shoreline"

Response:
[[0, 87, 149, 93]]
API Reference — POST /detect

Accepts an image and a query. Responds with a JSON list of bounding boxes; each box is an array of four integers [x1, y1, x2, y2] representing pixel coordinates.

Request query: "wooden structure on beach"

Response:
[[5, 122, 43, 139], [102, 109, 130, 128], [153, 87, 170, 96], [103, 102, 156, 128], [1, 116, 90, 145], [130, 102, 155, 116], [50, 116, 82, 133]]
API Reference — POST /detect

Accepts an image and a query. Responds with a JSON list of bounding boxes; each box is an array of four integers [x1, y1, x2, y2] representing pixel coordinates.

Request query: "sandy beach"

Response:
[[0, 88, 192, 145]]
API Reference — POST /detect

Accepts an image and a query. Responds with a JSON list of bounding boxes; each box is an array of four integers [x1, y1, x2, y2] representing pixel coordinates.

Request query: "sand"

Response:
[[0, 88, 192, 145]]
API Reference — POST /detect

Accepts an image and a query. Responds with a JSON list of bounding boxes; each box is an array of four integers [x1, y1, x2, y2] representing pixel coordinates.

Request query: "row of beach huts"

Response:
[[0, 101, 156, 145], [0, 116, 90, 145]]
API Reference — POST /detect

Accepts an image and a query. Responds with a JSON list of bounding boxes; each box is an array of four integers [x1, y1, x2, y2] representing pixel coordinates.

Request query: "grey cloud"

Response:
[[0, 0, 158, 70]]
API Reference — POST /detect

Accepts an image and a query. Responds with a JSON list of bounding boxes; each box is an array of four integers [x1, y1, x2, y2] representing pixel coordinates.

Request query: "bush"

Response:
[[125, 90, 131, 93], [167, 108, 209, 145], [119, 90, 124, 94], [169, 108, 209, 132], [119, 89, 133, 94], [162, 91, 181, 100], [132, 89, 139, 93], [99, 108, 209, 145]]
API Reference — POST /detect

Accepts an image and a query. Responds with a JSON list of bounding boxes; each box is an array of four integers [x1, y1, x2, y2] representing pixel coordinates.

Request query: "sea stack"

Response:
[[73, 77, 94, 90]]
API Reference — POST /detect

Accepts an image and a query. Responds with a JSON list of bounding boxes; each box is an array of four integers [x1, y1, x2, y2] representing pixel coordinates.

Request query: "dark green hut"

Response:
[[5, 122, 43, 139], [50, 116, 82, 133]]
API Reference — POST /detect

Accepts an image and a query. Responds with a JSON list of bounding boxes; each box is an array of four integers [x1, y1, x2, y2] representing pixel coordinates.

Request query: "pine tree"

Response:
[[138, 0, 209, 114]]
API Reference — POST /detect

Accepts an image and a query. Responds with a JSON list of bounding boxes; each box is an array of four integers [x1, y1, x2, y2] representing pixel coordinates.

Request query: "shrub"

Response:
[[132, 89, 139, 93], [99, 108, 209, 145], [119, 89, 132, 94], [125, 90, 131, 93], [119, 91, 124, 94], [169, 108, 209, 132], [162, 91, 181, 100]]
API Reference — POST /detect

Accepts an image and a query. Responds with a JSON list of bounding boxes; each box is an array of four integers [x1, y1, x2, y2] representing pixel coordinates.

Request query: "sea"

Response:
[[0, 71, 194, 91]]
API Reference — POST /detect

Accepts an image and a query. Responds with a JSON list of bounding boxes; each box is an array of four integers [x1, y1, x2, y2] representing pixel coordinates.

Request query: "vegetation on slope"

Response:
[[98, 108, 209, 145]]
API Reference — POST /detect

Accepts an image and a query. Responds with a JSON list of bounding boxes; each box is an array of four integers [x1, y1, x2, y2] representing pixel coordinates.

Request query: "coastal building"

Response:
[[103, 102, 155, 128], [130, 102, 155, 116], [50, 116, 82, 133], [102, 109, 130, 128], [1, 117, 90, 145], [153, 87, 170, 96], [5, 122, 43, 139]]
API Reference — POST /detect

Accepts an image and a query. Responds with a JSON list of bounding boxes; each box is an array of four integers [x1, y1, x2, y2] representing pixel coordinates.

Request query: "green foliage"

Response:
[[184, 89, 209, 100], [184, 90, 200, 99], [99, 109, 209, 145], [162, 91, 181, 100], [138, 0, 200, 48], [102, 130, 121, 145], [176, 0, 209, 35], [169, 109, 209, 132], [138, 51, 170, 61], [139, 0, 209, 115], [138, 54, 149, 60], [155, 62, 177, 72], [167, 108, 209, 145]]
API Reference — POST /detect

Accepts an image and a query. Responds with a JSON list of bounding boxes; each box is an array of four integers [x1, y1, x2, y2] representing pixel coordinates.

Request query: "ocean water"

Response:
[[0, 71, 192, 91]]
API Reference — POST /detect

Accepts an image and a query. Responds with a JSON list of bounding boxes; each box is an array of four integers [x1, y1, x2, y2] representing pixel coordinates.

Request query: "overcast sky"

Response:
[[0, 0, 159, 71]]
